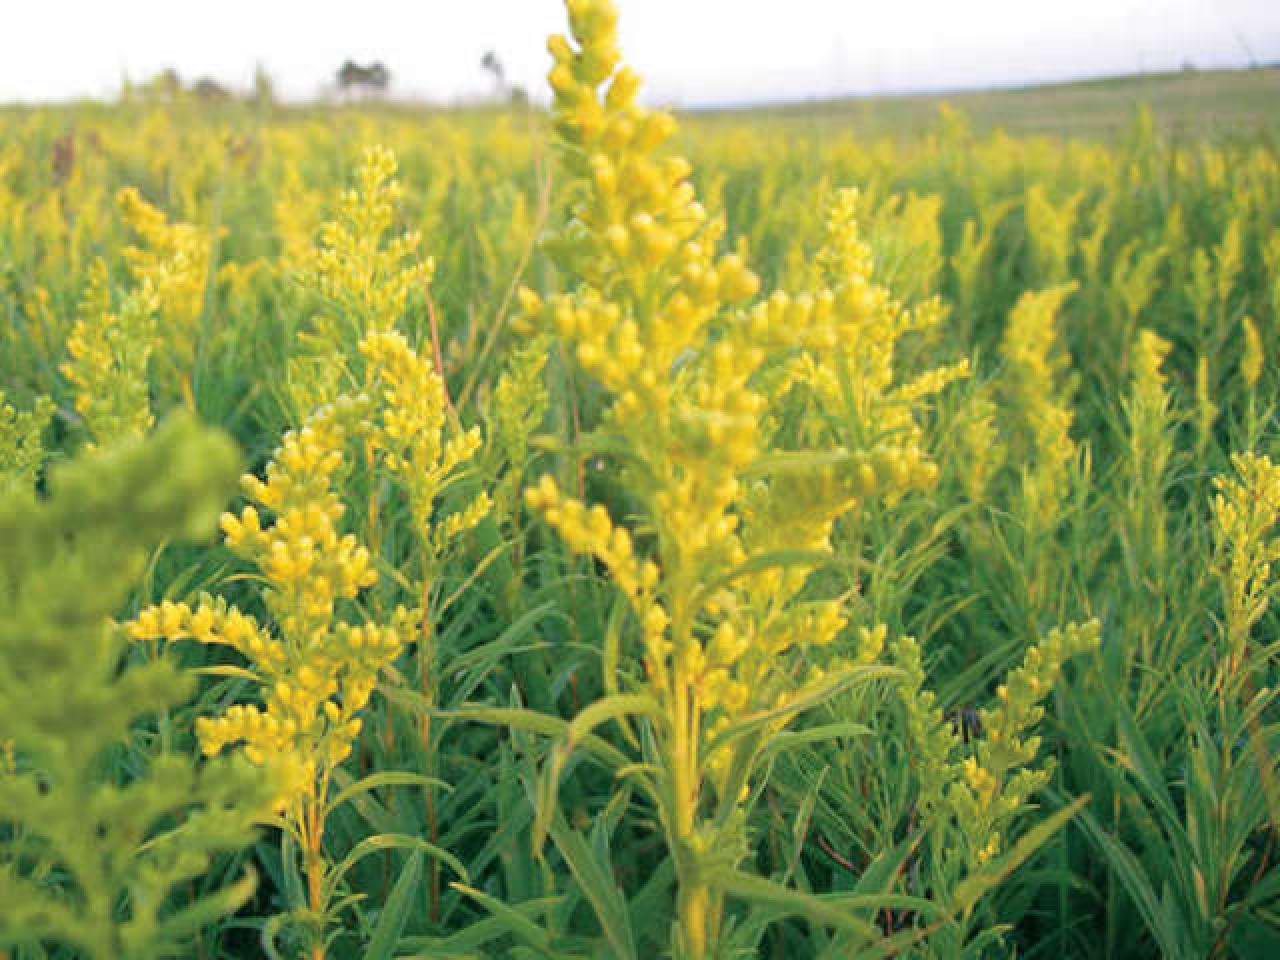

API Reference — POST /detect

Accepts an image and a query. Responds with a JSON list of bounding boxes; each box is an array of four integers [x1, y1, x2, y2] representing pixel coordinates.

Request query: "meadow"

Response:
[[3, 2, 1280, 958]]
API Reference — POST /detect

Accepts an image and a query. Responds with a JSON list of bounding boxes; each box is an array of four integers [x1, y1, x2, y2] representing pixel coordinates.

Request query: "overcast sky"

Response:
[[5, 0, 1279, 106]]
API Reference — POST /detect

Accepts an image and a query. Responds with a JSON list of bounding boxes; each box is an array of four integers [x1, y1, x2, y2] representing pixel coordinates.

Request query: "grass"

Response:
[[694, 66, 1280, 139]]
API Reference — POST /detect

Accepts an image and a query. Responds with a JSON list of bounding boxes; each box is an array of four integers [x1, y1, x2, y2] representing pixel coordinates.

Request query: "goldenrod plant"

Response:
[[1024, 185, 1082, 284], [128, 156, 485, 957], [117, 186, 214, 395], [891, 621, 1099, 955], [1212, 452, 1280, 682], [304, 145, 433, 354], [0, 416, 274, 959], [1121, 329, 1176, 583], [485, 334, 551, 527], [130, 397, 414, 959], [999, 284, 1080, 539], [62, 259, 159, 447], [511, 4, 1036, 958], [516, 3, 903, 955]]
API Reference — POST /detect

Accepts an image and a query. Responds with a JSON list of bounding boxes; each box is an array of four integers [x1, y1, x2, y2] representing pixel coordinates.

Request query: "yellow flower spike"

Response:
[[1242, 316, 1264, 390], [999, 284, 1080, 538], [114, 186, 214, 391], [61, 261, 158, 447], [300, 146, 433, 359], [1213, 452, 1280, 675]]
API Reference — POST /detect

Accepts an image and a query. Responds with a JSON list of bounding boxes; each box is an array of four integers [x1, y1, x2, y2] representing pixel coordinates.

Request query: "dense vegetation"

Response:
[[3, 2, 1280, 957]]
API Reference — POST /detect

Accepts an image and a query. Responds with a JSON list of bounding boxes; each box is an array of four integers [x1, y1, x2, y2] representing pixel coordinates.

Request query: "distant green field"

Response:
[[697, 66, 1280, 140]]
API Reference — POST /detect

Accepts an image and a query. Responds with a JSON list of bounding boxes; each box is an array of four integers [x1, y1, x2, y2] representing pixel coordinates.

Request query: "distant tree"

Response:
[[253, 63, 276, 108], [141, 68, 183, 101], [337, 60, 391, 99], [191, 77, 231, 101], [482, 50, 527, 106], [481, 50, 507, 93]]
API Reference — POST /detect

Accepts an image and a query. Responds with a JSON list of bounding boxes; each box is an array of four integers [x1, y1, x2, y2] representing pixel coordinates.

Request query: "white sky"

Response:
[[4, 0, 1279, 106]]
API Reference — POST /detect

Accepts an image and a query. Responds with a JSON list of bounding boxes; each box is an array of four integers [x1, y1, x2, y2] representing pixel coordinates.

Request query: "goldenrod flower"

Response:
[[1242, 315, 1264, 390], [1000, 284, 1080, 534], [1213, 452, 1280, 673], [62, 260, 159, 446], [306, 145, 433, 349]]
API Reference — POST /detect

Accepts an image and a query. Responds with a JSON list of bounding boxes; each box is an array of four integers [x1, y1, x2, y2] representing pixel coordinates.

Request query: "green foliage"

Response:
[[0, 415, 274, 959]]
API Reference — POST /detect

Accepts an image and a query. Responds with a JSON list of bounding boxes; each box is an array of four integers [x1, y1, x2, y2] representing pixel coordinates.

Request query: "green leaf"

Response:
[[157, 868, 258, 943], [705, 867, 883, 943], [324, 834, 468, 903], [381, 692, 631, 771], [543, 807, 637, 960], [534, 694, 662, 852], [761, 722, 874, 756], [1073, 799, 1187, 959], [400, 896, 563, 955], [365, 852, 423, 960], [601, 596, 640, 750], [450, 883, 556, 955], [325, 771, 451, 819], [191, 664, 263, 682], [280, 832, 307, 910]]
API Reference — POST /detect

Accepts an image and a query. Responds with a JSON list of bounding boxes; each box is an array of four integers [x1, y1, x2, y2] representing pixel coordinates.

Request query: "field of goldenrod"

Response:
[[4, 2, 1280, 958]]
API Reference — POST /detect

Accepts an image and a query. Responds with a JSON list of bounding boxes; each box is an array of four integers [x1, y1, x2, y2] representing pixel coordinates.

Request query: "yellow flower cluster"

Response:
[[1195, 354, 1219, 459], [117, 185, 213, 372], [952, 211, 1001, 325], [1110, 242, 1166, 326], [1242, 316, 1264, 390], [528, 0, 832, 722], [359, 330, 490, 551], [227, 403, 378, 611], [131, 397, 408, 808], [999, 283, 1080, 533], [62, 259, 159, 446], [131, 596, 284, 673], [1024, 184, 1083, 283], [1267, 231, 1280, 331], [307, 145, 433, 348], [1212, 452, 1280, 669], [871, 191, 946, 303], [487, 336, 551, 521], [59, 187, 214, 446], [954, 387, 1006, 505], [1124, 329, 1176, 570], [1131, 328, 1172, 398], [274, 163, 326, 274], [766, 186, 967, 478], [523, 2, 760, 462]]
